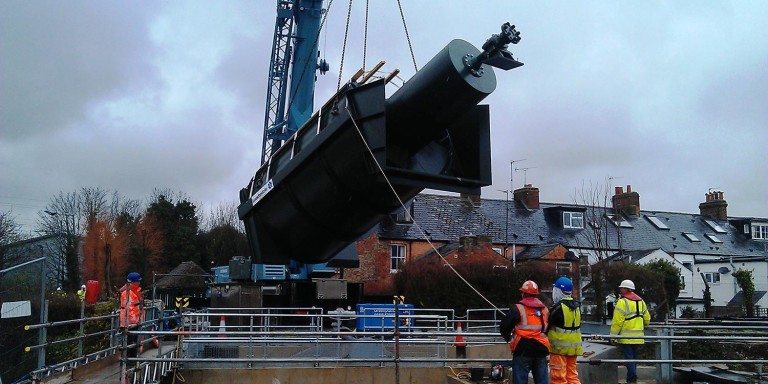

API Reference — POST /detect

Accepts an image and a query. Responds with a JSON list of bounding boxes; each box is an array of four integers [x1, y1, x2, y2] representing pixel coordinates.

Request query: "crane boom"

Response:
[[261, 0, 325, 165]]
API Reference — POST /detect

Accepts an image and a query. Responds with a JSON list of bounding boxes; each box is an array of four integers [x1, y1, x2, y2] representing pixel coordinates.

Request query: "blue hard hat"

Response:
[[553, 276, 573, 292], [127, 272, 142, 282]]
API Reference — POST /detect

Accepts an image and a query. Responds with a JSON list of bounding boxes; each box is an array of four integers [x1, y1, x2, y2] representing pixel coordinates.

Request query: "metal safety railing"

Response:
[[24, 304, 182, 383], [21, 308, 768, 384]]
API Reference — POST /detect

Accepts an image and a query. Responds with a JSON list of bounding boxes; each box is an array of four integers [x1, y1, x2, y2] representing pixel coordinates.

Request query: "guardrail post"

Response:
[[248, 315, 254, 367], [38, 299, 49, 369], [655, 326, 672, 383], [78, 299, 85, 358], [37, 257, 48, 370]]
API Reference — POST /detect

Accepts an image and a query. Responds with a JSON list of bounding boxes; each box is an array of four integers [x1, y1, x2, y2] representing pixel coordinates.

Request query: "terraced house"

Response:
[[349, 185, 768, 317]]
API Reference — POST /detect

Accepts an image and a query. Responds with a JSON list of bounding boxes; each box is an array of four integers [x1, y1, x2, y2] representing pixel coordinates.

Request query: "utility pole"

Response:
[[507, 159, 525, 267], [498, 190, 510, 259]]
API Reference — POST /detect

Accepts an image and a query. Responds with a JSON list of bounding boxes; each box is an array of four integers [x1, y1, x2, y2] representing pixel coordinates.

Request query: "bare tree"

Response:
[[570, 179, 625, 321], [0, 210, 25, 270], [571, 180, 618, 261], [200, 201, 243, 232]]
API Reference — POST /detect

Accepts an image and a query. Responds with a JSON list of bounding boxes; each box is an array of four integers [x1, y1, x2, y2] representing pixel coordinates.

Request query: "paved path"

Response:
[[66, 345, 175, 384]]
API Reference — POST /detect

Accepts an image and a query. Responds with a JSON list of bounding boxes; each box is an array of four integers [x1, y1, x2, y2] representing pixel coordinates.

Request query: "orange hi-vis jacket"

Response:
[[120, 283, 143, 327], [510, 301, 550, 353]]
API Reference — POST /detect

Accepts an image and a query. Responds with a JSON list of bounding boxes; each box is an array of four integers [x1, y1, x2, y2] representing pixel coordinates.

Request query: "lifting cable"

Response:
[[336, 0, 354, 91], [344, 105, 506, 317], [337, 0, 418, 89], [396, 0, 418, 72], [362, 0, 369, 72]]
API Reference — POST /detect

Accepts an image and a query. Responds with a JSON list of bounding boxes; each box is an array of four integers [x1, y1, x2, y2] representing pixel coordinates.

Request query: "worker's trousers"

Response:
[[549, 354, 580, 384]]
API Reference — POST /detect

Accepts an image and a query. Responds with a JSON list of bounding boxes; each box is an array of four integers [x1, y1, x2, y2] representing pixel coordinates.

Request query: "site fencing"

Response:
[[1, 257, 47, 384]]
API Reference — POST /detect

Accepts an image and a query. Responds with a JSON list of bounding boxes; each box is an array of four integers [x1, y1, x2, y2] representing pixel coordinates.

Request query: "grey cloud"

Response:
[[0, 1, 160, 141]]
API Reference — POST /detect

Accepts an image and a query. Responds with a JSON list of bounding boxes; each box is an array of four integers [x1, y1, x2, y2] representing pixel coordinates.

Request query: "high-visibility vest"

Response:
[[610, 296, 650, 344], [510, 303, 550, 353], [120, 287, 142, 327], [548, 298, 583, 356]]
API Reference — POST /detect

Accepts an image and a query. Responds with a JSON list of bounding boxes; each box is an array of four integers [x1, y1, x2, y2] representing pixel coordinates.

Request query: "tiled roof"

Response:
[[377, 193, 768, 259], [519, 243, 562, 260], [607, 249, 661, 262], [727, 290, 767, 307]]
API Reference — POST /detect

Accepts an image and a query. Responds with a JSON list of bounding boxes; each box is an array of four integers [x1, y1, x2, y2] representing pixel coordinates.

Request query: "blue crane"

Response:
[[248, 0, 333, 281], [261, 0, 328, 165]]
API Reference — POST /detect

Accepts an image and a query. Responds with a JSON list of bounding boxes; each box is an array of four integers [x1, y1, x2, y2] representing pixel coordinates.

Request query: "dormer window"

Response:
[[391, 204, 414, 224], [752, 223, 768, 240], [563, 212, 584, 229]]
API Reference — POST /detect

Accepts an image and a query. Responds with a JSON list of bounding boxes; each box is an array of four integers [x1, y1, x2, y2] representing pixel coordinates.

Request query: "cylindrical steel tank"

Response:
[[385, 39, 496, 157]]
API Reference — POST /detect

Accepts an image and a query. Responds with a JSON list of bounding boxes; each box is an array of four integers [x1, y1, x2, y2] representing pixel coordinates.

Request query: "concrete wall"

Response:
[[176, 366, 456, 384], [173, 341, 621, 384]]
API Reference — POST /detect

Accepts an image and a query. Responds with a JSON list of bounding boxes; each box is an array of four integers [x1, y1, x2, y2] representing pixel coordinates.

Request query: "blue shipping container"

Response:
[[355, 303, 414, 332]]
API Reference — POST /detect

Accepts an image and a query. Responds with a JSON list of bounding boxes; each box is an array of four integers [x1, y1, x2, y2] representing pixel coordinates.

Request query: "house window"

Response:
[[752, 223, 768, 240], [390, 244, 406, 273], [492, 247, 503, 256], [607, 214, 633, 228], [579, 256, 590, 277], [563, 212, 584, 229], [556, 262, 571, 277], [703, 272, 721, 284], [646, 215, 670, 230], [682, 262, 693, 272], [682, 232, 701, 242], [704, 219, 727, 234], [705, 234, 723, 244]]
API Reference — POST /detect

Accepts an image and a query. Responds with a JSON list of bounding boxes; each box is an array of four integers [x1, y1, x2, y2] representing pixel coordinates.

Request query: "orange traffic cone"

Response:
[[455, 321, 467, 359], [151, 325, 160, 348], [218, 315, 226, 337]]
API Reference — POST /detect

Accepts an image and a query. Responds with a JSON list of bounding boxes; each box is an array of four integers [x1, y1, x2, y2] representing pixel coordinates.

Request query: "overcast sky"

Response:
[[2, 1, 767, 232]]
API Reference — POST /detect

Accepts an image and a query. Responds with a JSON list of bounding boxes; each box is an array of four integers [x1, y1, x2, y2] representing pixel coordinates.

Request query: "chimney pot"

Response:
[[626, 185, 632, 193], [615, 186, 623, 195]]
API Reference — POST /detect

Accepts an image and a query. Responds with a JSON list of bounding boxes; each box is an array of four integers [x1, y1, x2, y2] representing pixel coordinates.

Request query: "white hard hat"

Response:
[[619, 279, 636, 290]]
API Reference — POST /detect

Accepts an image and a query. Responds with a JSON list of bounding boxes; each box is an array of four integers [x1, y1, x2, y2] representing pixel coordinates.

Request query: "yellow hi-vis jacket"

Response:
[[547, 297, 583, 356], [610, 294, 650, 344]]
